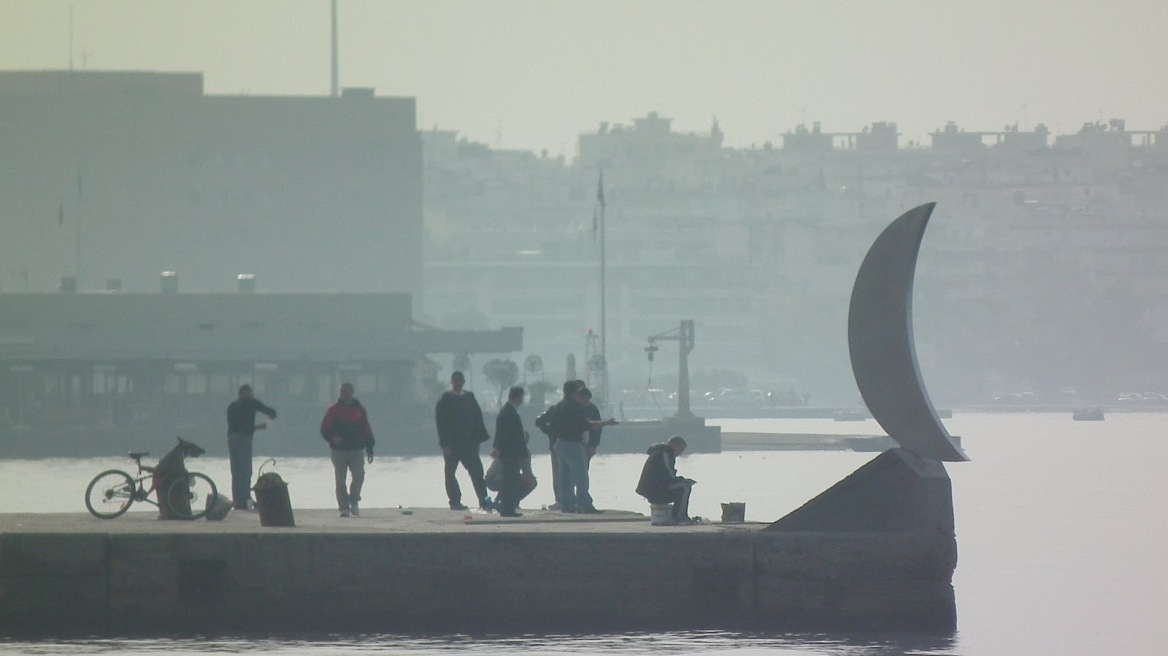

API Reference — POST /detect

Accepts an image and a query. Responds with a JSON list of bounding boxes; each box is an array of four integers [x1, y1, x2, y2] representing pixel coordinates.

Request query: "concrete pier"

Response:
[[0, 501, 956, 636]]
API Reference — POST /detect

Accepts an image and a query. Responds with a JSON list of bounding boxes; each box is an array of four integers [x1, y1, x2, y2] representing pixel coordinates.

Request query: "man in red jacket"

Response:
[[320, 382, 375, 517]]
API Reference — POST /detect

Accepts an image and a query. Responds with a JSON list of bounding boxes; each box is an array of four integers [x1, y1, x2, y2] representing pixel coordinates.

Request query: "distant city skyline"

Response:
[[2, 0, 1167, 156]]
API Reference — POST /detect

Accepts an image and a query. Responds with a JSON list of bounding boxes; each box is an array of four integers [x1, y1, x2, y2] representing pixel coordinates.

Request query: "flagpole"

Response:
[[75, 208, 81, 281], [600, 182, 607, 408], [75, 167, 83, 284]]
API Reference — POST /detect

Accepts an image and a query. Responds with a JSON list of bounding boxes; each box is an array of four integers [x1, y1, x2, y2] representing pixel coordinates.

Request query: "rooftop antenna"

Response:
[[330, 0, 339, 97]]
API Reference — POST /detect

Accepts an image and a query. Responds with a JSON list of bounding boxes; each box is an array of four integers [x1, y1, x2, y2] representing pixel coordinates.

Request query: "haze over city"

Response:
[[3, 0, 1167, 155], [3, 0, 1168, 414], [6, 6, 1168, 652]]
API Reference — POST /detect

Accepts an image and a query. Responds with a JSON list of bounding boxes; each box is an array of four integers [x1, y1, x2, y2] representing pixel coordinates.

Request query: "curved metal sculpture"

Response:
[[848, 203, 968, 461]]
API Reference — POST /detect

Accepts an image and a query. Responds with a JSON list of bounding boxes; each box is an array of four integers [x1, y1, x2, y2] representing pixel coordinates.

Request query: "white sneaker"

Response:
[[350, 503, 359, 516]]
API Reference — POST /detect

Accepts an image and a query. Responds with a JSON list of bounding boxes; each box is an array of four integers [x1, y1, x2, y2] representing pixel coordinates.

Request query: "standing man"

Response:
[[491, 385, 533, 517], [535, 379, 585, 510], [435, 370, 494, 511], [320, 382, 375, 517], [578, 387, 604, 510], [226, 384, 277, 511], [553, 386, 617, 514], [581, 387, 604, 459]]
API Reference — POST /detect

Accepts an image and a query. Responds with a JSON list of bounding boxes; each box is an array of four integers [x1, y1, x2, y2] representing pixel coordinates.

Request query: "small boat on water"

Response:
[[1073, 407, 1105, 421]]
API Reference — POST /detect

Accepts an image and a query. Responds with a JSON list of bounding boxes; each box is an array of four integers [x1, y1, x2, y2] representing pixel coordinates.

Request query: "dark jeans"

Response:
[[497, 457, 535, 513], [443, 442, 488, 506], [644, 483, 692, 520], [227, 431, 253, 507], [548, 440, 560, 503]]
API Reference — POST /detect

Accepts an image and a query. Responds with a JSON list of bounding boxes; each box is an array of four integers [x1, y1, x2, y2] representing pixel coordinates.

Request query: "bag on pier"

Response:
[[485, 458, 503, 491]]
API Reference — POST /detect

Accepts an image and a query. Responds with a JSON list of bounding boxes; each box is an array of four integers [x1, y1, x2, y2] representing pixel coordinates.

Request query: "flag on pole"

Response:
[[591, 207, 598, 242], [596, 171, 606, 211], [58, 203, 64, 225]]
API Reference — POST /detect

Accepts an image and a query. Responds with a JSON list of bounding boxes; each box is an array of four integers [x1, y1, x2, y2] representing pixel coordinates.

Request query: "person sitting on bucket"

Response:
[[635, 435, 696, 525]]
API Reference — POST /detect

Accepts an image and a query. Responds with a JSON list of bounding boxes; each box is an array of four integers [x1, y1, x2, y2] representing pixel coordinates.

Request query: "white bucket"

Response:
[[650, 503, 674, 526], [204, 493, 232, 521], [720, 502, 746, 523]]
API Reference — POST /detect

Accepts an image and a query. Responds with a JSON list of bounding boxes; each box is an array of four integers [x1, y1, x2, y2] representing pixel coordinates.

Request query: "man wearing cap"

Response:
[[534, 379, 585, 510], [553, 385, 617, 513]]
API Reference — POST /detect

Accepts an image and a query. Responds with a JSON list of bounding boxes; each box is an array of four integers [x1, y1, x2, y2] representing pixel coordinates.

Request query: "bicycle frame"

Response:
[[85, 437, 217, 520], [125, 455, 163, 506]]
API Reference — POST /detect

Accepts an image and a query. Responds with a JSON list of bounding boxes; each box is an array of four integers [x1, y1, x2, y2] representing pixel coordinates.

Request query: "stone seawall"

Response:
[[0, 509, 955, 636]]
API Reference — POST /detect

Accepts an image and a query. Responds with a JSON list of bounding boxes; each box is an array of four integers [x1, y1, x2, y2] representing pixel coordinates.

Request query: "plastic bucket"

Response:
[[650, 503, 674, 526], [720, 502, 746, 523], [204, 493, 232, 521]]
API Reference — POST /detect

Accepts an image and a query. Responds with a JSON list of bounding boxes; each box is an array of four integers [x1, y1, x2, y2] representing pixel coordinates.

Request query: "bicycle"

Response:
[[84, 436, 218, 520]]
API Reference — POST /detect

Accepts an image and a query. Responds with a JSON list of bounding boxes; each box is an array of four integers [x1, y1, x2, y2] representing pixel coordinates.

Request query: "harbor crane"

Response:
[[645, 319, 695, 418]]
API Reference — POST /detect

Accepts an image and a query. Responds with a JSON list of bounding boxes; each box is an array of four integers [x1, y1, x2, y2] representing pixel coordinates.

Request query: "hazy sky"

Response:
[[2, 0, 1166, 156]]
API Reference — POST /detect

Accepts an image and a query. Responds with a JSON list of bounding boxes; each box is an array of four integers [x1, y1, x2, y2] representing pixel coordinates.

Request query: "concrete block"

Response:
[[0, 574, 109, 635], [0, 534, 110, 635], [754, 532, 957, 581], [751, 531, 957, 630], [766, 448, 954, 534], [0, 508, 957, 634], [752, 577, 955, 631], [0, 534, 108, 577]]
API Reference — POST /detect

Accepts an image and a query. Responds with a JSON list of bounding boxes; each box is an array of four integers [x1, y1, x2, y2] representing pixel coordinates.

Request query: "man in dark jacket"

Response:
[[435, 370, 493, 511], [535, 379, 586, 510], [553, 386, 617, 513], [490, 385, 534, 517], [320, 382, 375, 517], [226, 384, 277, 510], [635, 435, 695, 524], [582, 387, 604, 459]]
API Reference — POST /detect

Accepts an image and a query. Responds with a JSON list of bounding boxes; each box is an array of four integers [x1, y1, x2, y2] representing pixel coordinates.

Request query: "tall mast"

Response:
[[598, 171, 608, 407], [330, 0, 339, 97], [68, 4, 74, 71]]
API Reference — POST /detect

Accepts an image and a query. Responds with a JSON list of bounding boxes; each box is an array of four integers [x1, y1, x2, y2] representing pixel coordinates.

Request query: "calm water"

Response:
[[2, 413, 1167, 655]]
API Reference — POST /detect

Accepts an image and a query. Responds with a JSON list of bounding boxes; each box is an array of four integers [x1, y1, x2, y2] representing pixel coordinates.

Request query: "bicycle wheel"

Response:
[[85, 470, 137, 519], [165, 472, 217, 520]]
